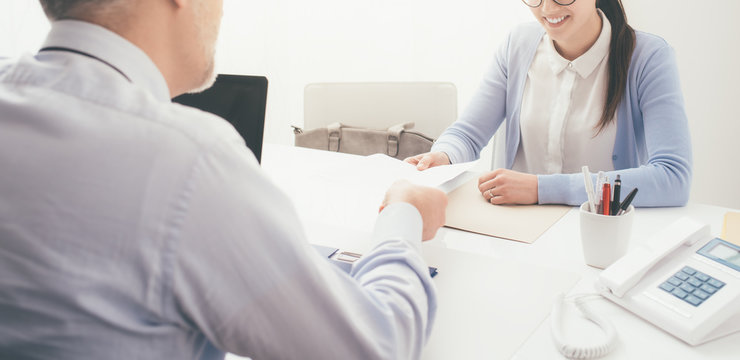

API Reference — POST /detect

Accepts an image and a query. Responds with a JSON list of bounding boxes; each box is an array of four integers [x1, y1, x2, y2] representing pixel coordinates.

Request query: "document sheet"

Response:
[[362, 153, 477, 188], [262, 145, 477, 233]]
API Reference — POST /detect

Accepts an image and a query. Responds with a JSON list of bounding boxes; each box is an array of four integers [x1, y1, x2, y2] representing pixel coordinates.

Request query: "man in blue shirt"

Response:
[[0, 1, 446, 359]]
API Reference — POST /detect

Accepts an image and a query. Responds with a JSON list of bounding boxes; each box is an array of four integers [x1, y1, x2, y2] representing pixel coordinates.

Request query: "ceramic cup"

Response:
[[579, 202, 635, 269]]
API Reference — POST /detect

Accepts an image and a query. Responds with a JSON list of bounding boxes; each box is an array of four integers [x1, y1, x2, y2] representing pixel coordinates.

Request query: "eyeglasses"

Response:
[[522, 0, 577, 7]]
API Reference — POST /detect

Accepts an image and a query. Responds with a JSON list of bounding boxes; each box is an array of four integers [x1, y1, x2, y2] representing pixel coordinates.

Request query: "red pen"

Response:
[[602, 181, 611, 216]]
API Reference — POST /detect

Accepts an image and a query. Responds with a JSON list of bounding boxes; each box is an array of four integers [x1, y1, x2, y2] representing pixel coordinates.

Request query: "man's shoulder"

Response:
[[0, 56, 20, 78], [154, 99, 243, 147], [93, 82, 246, 154], [1, 54, 245, 156]]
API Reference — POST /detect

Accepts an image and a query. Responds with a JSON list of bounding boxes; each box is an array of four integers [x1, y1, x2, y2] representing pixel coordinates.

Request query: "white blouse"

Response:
[[513, 10, 616, 175]]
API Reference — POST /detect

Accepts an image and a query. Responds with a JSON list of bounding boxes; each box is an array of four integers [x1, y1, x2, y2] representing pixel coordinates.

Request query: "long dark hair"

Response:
[[596, 0, 635, 133]]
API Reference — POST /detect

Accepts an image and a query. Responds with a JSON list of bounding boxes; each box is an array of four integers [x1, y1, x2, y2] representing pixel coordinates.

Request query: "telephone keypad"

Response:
[[667, 277, 682, 286], [659, 266, 725, 307]]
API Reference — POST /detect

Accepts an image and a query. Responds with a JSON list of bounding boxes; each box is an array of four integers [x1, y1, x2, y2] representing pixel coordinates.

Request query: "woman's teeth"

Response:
[[546, 16, 566, 24]]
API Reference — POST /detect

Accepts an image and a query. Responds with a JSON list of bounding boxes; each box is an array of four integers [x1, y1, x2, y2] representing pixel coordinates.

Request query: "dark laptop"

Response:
[[173, 74, 268, 163]]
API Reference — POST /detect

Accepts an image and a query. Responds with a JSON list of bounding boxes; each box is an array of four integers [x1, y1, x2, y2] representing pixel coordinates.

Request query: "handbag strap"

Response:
[[328, 122, 342, 152], [387, 122, 414, 157]]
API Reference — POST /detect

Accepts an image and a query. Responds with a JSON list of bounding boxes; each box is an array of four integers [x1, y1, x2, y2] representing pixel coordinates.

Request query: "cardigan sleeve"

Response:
[[538, 41, 692, 207]]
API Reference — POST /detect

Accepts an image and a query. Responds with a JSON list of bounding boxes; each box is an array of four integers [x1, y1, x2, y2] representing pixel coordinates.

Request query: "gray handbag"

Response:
[[293, 122, 434, 160]]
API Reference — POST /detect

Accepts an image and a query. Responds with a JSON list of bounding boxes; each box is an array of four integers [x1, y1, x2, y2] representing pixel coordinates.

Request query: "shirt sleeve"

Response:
[[431, 31, 511, 164], [538, 43, 692, 207], [168, 134, 436, 359]]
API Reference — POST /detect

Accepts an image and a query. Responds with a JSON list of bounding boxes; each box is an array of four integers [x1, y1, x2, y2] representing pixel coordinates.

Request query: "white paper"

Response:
[[262, 145, 477, 233], [364, 154, 477, 189]]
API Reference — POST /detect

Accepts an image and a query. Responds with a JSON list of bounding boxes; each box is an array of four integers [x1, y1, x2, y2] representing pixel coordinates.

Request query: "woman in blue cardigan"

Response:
[[406, 0, 691, 207]]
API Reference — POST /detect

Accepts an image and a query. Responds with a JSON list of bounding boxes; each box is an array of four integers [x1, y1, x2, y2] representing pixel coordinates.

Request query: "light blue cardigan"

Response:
[[432, 22, 692, 207]]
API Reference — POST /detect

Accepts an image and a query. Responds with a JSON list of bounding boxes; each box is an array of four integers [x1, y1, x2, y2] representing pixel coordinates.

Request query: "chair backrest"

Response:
[[303, 82, 457, 139]]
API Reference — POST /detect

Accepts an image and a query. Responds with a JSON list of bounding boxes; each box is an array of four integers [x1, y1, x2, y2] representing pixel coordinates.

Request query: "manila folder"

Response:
[[444, 177, 571, 244]]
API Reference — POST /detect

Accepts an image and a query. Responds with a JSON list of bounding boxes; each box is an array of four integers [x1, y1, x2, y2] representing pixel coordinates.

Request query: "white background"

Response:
[[1, 0, 738, 208]]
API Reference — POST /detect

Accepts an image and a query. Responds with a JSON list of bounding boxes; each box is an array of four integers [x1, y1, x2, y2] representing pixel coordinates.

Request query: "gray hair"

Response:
[[38, 0, 125, 20]]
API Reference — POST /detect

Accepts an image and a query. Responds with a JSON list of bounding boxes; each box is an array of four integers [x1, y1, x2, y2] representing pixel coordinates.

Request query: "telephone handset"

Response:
[[597, 217, 740, 346]]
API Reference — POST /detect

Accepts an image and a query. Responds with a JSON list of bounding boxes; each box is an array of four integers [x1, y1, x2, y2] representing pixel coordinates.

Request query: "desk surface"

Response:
[[257, 144, 739, 360]]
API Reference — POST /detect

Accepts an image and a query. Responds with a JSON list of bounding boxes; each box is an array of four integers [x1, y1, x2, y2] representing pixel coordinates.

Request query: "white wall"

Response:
[[215, 0, 531, 149], [0, 2, 49, 54], [2, 0, 738, 208]]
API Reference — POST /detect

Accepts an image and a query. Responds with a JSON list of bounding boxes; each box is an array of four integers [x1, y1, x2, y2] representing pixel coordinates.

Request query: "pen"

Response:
[[602, 178, 611, 216], [617, 188, 638, 216], [611, 175, 621, 216], [582, 166, 596, 213]]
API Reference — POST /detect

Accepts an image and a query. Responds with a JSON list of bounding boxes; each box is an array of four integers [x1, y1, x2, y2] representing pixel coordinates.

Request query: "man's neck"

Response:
[[74, 11, 186, 98]]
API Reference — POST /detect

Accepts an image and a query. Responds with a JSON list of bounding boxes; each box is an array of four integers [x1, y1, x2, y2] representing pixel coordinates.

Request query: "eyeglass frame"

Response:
[[522, 0, 577, 7]]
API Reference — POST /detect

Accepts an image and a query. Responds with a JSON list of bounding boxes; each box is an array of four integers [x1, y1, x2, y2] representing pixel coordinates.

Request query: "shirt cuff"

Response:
[[373, 202, 423, 252]]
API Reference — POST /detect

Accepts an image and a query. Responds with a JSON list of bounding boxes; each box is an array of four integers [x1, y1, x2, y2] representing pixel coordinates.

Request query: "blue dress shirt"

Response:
[[0, 20, 436, 360]]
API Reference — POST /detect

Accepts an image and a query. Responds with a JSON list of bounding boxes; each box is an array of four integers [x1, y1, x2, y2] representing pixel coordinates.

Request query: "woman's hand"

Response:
[[404, 152, 450, 170], [478, 169, 538, 205]]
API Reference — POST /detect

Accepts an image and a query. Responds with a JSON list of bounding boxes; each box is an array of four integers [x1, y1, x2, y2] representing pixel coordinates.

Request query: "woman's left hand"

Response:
[[478, 169, 538, 205]]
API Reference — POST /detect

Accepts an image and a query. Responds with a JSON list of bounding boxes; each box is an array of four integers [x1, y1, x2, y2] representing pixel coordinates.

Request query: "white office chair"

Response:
[[302, 82, 457, 140]]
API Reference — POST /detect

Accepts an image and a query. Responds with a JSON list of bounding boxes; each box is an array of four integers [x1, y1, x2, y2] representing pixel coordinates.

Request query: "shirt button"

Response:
[[568, 62, 574, 69], [612, 155, 618, 161]]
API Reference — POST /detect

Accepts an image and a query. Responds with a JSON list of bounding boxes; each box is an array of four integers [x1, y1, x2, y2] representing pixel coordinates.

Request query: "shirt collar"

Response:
[[41, 20, 171, 102], [546, 9, 612, 79]]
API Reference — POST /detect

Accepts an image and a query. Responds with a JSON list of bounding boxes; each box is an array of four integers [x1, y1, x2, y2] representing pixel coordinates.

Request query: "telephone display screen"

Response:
[[708, 243, 740, 267], [698, 238, 740, 272]]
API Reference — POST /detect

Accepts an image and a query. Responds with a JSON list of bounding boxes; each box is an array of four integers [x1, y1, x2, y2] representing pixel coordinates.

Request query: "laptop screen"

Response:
[[172, 74, 268, 163]]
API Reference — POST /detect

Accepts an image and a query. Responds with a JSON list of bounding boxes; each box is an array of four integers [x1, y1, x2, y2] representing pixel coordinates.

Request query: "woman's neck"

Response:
[[553, 10, 603, 61]]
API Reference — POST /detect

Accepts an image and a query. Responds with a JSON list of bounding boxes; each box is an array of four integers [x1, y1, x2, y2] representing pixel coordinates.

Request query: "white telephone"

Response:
[[597, 217, 740, 346]]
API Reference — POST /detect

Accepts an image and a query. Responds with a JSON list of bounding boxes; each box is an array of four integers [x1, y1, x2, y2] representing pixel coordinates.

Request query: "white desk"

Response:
[[258, 143, 739, 360]]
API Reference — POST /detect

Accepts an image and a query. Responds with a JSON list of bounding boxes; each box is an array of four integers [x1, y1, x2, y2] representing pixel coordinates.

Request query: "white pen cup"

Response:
[[579, 202, 635, 269]]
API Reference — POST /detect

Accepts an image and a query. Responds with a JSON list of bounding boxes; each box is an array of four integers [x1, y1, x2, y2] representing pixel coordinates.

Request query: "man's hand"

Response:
[[403, 152, 450, 171], [381, 180, 448, 240], [478, 169, 538, 205]]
